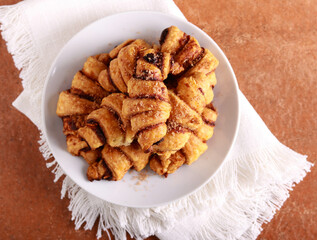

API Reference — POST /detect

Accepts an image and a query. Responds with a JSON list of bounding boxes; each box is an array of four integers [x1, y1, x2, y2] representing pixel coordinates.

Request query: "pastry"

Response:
[[81, 93, 134, 147], [87, 141, 150, 181], [122, 48, 172, 152], [56, 67, 107, 166], [150, 104, 218, 175], [149, 26, 219, 176], [56, 26, 219, 181]]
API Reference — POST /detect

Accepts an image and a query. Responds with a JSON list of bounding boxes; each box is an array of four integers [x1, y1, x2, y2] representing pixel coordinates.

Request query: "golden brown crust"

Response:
[[62, 115, 87, 136], [176, 73, 208, 114], [82, 56, 107, 80], [80, 148, 101, 165], [84, 92, 137, 148], [149, 155, 166, 176], [119, 142, 150, 171], [152, 43, 161, 51], [193, 105, 217, 141], [122, 98, 171, 119], [101, 93, 128, 128], [70, 93, 135, 150], [149, 26, 220, 175], [152, 129, 191, 153], [182, 134, 208, 165], [194, 124, 215, 142], [101, 144, 132, 181], [66, 135, 88, 156], [130, 110, 170, 132], [168, 90, 202, 131], [157, 151, 175, 161], [184, 49, 219, 77], [171, 36, 203, 75], [95, 53, 111, 65], [137, 123, 167, 152], [136, 60, 162, 80], [129, 109, 170, 151], [161, 52, 172, 80], [202, 105, 218, 124], [97, 68, 118, 92], [56, 91, 99, 117], [57, 26, 220, 181], [109, 39, 135, 59], [78, 125, 105, 150], [118, 39, 150, 85], [206, 71, 217, 88], [156, 103, 217, 174], [166, 151, 186, 174], [122, 47, 172, 152], [71, 71, 108, 102], [127, 78, 169, 101], [87, 108, 125, 147], [204, 87, 214, 105], [124, 122, 137, 146], [87, 160, 111, 181], [160, 26, 188, 55], [109, 58, 128, 93], [86, 162, 100, 181]]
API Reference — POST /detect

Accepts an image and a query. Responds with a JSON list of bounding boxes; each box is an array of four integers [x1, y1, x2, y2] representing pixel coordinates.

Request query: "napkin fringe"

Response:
[[236, 144, 312, 240], [0, 3, 45, 126], [157, 143, 312, 240], [38, 126, 312, 240], [1, 2, 313, 239]]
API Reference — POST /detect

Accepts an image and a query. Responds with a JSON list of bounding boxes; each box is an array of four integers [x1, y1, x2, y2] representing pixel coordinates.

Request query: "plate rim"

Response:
[[41, 11, 240, 208]]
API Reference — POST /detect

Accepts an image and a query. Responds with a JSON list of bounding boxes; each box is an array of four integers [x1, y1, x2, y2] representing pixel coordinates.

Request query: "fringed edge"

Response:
[[61, 176, 124, 239], [157, 142, 313, 240], [38, 132, 64, 182], [38, 130, 118, 239], [47, 138, 313, 240], [29, 128, 317, 240], [0, 3, 47, 126], [1, 5, 312, 239], [238, 143, 313, 240], [0, 3, 73, 189]]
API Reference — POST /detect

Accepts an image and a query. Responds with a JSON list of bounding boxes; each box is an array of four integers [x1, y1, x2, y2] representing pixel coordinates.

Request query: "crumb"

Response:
[[137, 171, 149, 181], [131, 171, 149, 183]]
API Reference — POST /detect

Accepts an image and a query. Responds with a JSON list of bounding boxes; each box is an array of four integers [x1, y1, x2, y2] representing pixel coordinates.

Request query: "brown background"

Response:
[[0, 0, 316, 239]]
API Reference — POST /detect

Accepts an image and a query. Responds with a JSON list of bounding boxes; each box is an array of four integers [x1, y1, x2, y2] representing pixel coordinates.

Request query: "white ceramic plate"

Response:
[[42, 11, 240, 208]]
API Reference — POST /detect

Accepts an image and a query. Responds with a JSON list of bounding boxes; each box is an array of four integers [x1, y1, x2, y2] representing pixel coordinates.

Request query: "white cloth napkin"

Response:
[[0, 0, 312, 239]]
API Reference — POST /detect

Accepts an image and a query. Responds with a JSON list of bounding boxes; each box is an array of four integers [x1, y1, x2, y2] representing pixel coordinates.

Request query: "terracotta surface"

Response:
[[0, 0, 316, 239]]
